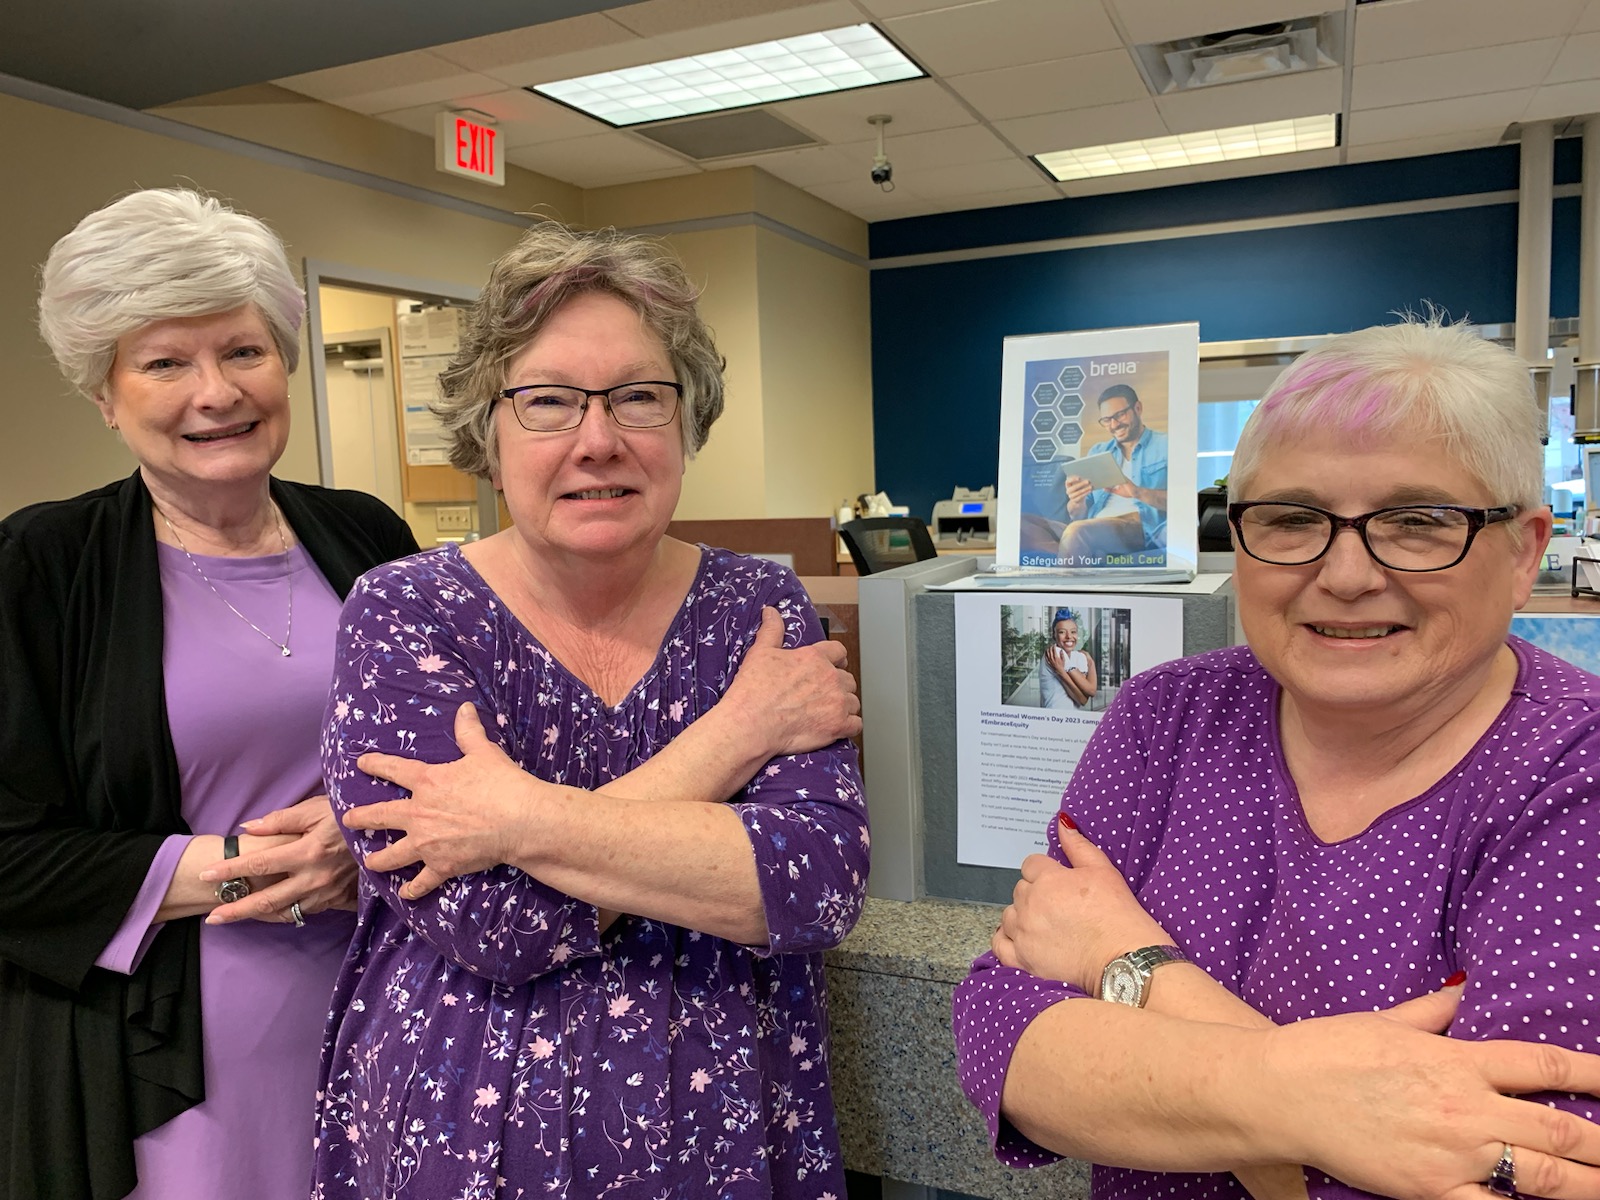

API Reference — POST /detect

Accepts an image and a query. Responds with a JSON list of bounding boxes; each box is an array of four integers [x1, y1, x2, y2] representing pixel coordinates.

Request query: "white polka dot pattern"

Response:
[[952, 636, 1600, 1199]]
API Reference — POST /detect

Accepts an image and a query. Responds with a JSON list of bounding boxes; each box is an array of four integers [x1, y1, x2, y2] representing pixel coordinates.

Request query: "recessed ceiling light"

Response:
[[530, 24, 924, 127], [1035, 115, 1339, 181]]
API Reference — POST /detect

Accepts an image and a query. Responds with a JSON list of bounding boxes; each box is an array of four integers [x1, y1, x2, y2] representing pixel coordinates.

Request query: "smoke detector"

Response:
[[1133, 15, 1344, 94]]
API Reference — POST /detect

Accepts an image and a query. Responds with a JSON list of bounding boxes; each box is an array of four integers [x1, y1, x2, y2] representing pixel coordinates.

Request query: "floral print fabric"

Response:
[[313, 544, 868, 1200]]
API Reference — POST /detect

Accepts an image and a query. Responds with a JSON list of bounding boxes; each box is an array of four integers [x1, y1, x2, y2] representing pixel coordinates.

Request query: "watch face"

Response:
[[1102, 959, 1144, 1007], [216, 878, 251, 906]]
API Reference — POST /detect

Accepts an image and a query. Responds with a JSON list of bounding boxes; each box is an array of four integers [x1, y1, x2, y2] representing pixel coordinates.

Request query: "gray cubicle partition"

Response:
[[858, 556, 1235, 905]]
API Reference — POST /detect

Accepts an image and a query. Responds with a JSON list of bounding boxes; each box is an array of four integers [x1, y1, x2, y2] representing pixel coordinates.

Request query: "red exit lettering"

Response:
[[435, 111, 504, 185], [454, 119, 497, 177]]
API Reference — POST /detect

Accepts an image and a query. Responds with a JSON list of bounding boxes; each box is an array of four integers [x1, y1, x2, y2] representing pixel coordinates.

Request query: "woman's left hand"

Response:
[[200, 794, 359, 925], [346, 703, 538, 901], [992, 816, 1173, 992]]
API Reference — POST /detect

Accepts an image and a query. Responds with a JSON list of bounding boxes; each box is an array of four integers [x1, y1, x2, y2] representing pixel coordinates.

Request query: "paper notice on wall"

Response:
[[399, 354, 453, 466], [397, 308, 463, 357], [954, 590, 1185, 868]]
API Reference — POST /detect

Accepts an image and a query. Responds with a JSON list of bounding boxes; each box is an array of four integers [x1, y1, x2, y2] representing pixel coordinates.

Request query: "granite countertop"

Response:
[[826, 895, 1001, 983]]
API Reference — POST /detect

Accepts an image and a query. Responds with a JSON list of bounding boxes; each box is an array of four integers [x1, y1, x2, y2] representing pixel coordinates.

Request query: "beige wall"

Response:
[[319, 285, 397, 337], [660, 226, 767, 520], [1, 88, 874, 526], [756, 227, 874, 517]]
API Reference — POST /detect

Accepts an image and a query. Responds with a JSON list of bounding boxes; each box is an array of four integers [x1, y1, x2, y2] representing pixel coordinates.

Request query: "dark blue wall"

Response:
[[870, 143, 1585, 524]]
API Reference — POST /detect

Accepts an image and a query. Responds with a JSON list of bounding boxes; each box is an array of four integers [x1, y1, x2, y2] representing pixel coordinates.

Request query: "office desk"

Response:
[[835, 543, 994, 576]]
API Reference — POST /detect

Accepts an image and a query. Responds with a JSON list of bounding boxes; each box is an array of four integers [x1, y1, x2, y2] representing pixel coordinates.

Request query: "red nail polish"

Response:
[[1059, 814, 1078, 831], [1443, 970, 1466, 987]]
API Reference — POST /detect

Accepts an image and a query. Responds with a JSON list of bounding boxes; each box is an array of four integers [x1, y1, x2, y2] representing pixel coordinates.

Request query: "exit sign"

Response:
[[435, 112, 504, 186]]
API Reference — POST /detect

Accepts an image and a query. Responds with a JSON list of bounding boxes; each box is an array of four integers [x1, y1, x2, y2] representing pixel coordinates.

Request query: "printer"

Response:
[[931, 486, 996, 547]]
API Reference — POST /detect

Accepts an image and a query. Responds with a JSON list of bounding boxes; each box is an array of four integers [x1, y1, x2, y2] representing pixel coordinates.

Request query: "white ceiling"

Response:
[[272, 0, 1600, 222]]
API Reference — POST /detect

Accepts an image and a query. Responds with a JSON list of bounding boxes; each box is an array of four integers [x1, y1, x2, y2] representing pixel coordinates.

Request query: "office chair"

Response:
[[838, 516, 938, 575], [1197, 486, 1232, 552]]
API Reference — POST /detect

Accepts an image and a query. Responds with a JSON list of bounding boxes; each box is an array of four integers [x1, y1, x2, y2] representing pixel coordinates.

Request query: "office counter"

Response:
[[825, 897, 1090, 1199]]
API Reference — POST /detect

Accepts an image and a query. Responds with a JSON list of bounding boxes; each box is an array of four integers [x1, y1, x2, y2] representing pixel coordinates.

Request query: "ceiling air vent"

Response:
[[1133, 14, 1344, 93], [632, 110, 817, 161]]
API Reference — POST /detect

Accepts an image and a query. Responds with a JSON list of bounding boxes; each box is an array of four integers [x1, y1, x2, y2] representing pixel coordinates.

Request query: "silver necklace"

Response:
[[156, 502, 294, 657]]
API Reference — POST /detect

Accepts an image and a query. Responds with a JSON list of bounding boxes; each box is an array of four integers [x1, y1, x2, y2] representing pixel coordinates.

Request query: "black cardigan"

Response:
[[0, 472, 419, 1200]]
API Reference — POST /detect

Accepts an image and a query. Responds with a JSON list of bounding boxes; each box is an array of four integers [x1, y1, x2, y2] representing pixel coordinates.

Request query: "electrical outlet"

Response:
[[436, 506, 474, 532]]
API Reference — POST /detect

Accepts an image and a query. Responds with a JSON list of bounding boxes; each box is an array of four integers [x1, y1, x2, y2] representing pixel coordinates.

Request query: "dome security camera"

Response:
[[867, 114, 894, 192]]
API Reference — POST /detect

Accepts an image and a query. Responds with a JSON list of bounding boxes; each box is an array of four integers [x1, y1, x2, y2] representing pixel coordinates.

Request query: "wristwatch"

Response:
[[214, 835, 251, 906], [1099, 944, 1188, 1008]]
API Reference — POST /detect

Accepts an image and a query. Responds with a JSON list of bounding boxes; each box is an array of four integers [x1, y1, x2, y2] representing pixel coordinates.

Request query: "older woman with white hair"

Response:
[[956, 319, 1600, 1200], [0, 188, 421, 1199]]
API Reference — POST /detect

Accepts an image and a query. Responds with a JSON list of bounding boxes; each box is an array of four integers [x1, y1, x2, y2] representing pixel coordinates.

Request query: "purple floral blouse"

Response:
[[312, 544, 869, 1200]]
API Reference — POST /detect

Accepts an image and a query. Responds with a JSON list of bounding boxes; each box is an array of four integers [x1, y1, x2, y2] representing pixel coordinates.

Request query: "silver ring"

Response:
[[1486, 1144, 1516, 1197], [289, 901, 306, 928]]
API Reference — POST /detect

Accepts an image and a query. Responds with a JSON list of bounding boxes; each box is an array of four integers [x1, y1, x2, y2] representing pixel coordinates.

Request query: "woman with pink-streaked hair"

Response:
[[957, 318, 1600, 1200]]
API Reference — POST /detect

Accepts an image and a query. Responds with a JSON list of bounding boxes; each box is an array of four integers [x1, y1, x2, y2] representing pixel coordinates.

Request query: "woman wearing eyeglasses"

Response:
[[309, 223, 868, 1199], [955, 319, 1600, 1200]]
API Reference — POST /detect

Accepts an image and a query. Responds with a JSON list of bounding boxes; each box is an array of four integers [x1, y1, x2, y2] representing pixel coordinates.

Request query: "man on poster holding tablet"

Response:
[[1058, 384, 1168, 561]]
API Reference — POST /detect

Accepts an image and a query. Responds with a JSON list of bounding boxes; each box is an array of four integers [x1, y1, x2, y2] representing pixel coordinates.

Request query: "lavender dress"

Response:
[[954, 639, 1600, 1200], [102, 544, 352, 1199], [312, 545, 869, 1200]]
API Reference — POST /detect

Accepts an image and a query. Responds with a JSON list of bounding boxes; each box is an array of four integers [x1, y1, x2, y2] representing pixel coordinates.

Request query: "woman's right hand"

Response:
[[721, 606, 862, 757], [1255, 986, 1600, 1200]]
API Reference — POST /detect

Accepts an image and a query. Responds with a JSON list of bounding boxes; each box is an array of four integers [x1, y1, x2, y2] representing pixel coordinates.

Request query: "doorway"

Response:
[[305, 260, 500, 547]]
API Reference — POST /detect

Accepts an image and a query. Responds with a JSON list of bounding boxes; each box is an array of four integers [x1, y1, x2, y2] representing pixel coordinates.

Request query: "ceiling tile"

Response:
[[853, 0, 995, 16], [1351, 40, 1563, 110], [632, 1, 864, 58], [1109, 0, 1333, 46], [771, 78, 976, 143], [277, 51, 482, 103], [602, 0, 828, 38], [1343, 127, 1508, 163], [1354, 0, 1589, 65], [926, 183, 1061, 213], [950, 49, 1150, 122], [341, 73, 511, 117], [900, 155, 1055, 198], [508, 131, 699, 187], [1346, 90, 1532, 145], [376, 89, 610, 147], [711, 143, 859, 186], [806, 176, 934, 219], [1522, 77, 1600, 120], [833, 123, 1017, 171], [884, 0, 1123, 77], [995, 99, 1166, 154], [1546, 30, 1600, 81], [430, 14, 637, 72], [1153, 68, 1343, 134], [1578, 0, 1600, 31]]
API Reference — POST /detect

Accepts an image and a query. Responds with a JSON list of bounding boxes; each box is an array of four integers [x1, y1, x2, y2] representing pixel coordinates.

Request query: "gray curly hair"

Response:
[[434, 222, 724, 479], [37, 188, 305, 396]]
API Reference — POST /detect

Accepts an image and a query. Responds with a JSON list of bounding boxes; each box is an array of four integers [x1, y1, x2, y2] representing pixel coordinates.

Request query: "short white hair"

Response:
[[38, 188, 306, 396], [1231, 317, 1544, 514]]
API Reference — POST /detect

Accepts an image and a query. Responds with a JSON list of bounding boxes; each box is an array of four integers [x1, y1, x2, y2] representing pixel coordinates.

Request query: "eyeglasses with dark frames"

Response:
[[1227, 501, 1521, 573], [1096, 405, 1138, 428], [497, 380, 682, 433]]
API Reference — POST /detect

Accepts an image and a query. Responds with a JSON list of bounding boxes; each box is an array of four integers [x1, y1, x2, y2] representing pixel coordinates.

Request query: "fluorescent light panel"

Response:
[[533, 25, 923, 127], [1036, 115, 1339, 181]]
